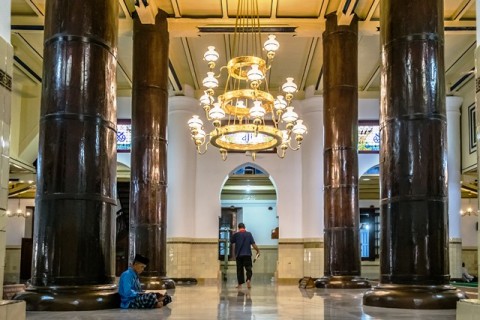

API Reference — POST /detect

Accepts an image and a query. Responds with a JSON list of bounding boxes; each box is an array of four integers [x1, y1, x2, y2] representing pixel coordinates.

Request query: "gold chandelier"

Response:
[[187, 0, 307, 161]]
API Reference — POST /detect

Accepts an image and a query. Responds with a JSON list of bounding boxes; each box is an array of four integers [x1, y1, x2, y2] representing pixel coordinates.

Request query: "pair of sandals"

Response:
[[162, 294, 172, 306], [154, 292, 172, 306]]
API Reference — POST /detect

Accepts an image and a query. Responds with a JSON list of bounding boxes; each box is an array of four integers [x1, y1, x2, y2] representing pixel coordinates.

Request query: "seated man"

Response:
[[118, 254, 172, 309], [462, 262, 478, 283]]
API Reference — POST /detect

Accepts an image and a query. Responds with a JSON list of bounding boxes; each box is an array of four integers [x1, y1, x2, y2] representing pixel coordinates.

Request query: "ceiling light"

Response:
[[187, 0, 307, 161]]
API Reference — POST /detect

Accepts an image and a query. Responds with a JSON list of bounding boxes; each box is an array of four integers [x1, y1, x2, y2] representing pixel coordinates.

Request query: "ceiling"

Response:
[[8, 0, 479, 200], [10, 0, 478, 98]]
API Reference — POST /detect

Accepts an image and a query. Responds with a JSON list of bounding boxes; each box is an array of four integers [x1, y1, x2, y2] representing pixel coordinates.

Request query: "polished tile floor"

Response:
[[25, 277, 469, 320]]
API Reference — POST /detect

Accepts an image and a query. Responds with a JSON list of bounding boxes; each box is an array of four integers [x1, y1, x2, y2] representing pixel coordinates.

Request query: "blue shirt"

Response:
[[118, 267, 142, 308], [230, 230, 256, 257]]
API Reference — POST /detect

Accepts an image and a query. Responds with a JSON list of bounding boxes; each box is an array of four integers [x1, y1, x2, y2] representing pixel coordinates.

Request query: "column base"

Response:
[[314, 275, 370, 289], [363, 284, 467, 309], [13, 284, 119, 311], [141, 276, 176, 290]]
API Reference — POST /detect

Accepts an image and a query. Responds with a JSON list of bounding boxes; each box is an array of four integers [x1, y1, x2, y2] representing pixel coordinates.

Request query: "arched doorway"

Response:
[[219, 163, 278, 283], [358, 164, 380, 279]]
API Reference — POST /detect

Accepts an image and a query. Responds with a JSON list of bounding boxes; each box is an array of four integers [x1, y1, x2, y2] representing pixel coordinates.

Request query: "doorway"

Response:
[[219, 163, 278, 282]]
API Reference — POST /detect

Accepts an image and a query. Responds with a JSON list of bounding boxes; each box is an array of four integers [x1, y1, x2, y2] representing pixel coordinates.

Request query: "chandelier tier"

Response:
[[187, 0, 307, 161]]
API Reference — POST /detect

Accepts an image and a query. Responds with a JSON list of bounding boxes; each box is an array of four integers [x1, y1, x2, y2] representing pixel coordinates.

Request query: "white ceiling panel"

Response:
[[276, 0, 323, 18], [7, 0, 477, 99], [11, 0, 37, 16], [358, 34, 380, 92], [177, 0, 223, 17], [227, 0, 272, 17]]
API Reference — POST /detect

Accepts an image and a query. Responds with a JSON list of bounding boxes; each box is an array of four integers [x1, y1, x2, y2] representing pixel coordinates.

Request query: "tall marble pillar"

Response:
[[300, 92, 324, 278], [0, 3, 12, 300], [167, 94, 198, 279], [315, 13, 369, 289], [363, 0, 466, 309], [130, 11, 174, 289], [15, 0, 119, 311], [446, 96, 463, 280]]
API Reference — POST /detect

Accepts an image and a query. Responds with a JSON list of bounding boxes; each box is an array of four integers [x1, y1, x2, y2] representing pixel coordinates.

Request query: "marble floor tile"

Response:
[[25, 279, 460, 320]]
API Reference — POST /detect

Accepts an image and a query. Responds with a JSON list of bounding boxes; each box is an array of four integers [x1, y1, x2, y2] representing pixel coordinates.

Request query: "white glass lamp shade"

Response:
[[209, 103, 225, 120], [282, 77, 297, 93], [203, 72, 218, 89], [200, 92, 214, 105], [194, 128, 206, 140], [282, 106, 298, 123], [264, 35, 280, 52], [274, 95, 287, 110], [188, 115, 203, 130], [204, 46, 219, 62], [236, 100, 246, 108], [249, 101, 266, 118], [292, 119, 307, 135], [247, 64, 265, 81]]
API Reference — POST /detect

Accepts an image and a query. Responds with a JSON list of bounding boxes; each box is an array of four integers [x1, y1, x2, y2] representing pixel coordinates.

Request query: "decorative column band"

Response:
[[44, 35, 117, 57]]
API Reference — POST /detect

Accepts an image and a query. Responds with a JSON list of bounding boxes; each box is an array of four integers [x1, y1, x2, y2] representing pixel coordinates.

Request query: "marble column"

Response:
[[315, 13, 369, 289], [0, 3, 12, 300], [166, 94, 198, 279], [130, 11, 174, 289], [363, 0, 466, 309], [457, 1, 480, 315], [14, 0, 119, 311], [300, 92, 324, 278], [446, 96, 463, 280]]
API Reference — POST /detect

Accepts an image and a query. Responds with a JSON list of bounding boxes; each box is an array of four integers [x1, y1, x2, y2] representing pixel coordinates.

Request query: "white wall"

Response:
[[114, 96, 381, 242], [0, 0, 10, 42], [359, 199, 380, 208], [195, 149, 303, 239], [117, 97, 132, 167], [5, 198, 35, 246], [460, 198, 479, 247], [359, 98, 380, 120], [222, 200, 278, 246], [358, 99, 380, 178]]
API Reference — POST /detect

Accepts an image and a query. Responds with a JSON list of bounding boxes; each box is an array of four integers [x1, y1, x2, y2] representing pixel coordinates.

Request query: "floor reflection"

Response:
[[25, 277, 458, 319]]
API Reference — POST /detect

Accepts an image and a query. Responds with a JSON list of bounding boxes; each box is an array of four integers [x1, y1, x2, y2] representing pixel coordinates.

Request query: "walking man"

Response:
[[230, 223, 260, 289]]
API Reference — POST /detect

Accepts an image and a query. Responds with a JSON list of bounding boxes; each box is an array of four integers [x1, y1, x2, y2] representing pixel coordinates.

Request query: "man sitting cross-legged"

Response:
[[118, 254, 172, 309]]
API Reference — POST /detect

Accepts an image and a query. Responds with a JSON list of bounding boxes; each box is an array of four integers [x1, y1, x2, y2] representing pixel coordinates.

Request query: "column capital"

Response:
[[301, 96, 324, 114], [446, 95, 463, 113], [168, 95, 200, 114]]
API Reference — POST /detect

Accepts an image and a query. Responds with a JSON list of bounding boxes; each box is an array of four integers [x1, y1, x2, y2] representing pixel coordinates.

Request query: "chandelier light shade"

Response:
[[187, 0, 307, 160]]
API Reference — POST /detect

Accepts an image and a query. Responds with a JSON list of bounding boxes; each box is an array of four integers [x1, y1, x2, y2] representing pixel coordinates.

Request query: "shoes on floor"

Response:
[[162, 294, 172, 306]]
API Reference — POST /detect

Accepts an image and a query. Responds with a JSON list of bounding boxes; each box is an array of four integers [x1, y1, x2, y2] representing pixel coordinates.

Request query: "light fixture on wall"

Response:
[[187, 0, 307, 161], [5, 199, 31, 218], [460, 199, 478, 217]]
